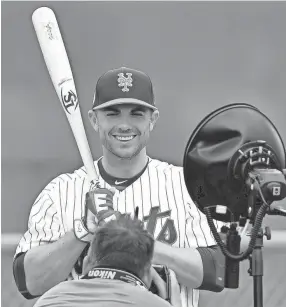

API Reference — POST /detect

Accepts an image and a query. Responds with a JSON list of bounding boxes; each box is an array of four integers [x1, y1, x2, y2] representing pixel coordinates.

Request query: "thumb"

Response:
[[151, 267, 167, 300], [109, 187, 117, 195], [169, 270, 182, 307], [86, 192, 97, 215]]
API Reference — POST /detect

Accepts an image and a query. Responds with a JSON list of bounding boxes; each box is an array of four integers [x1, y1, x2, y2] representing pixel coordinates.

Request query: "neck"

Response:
[[93, 264, 141, 278], [101, 148, 149, 178], [83, 265, 148, 289]]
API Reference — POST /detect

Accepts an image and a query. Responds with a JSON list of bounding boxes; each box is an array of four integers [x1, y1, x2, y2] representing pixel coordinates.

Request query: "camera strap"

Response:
[[82, 266, 148, 290]]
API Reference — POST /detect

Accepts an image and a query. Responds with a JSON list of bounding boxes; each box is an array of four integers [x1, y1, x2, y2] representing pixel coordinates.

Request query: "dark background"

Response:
[[1, 1, 286, 306]]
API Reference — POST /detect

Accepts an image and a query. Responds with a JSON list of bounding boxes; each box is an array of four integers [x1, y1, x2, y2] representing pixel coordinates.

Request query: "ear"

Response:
[[149, 110, 159, 132], [88, 110, 99, 132]]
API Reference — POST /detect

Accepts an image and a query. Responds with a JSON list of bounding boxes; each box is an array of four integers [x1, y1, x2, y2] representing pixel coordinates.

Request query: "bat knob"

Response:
[[90, 180, 100, 190]]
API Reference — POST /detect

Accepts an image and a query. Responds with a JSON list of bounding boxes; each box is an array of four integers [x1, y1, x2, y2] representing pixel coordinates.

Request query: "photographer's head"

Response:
[[83, 214, 155, 288]]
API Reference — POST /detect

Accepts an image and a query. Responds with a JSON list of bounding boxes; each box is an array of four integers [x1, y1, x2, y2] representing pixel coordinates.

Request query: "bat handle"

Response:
[[90, 179, 101, 191]]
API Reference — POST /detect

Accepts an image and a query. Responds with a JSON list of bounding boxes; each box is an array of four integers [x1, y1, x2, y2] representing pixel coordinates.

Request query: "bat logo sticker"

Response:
[[44, 22, 58, 40], [60, 86, 79, 114]]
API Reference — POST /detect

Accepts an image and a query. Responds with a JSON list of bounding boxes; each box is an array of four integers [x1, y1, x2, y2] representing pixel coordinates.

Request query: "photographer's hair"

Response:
[[89, 214, 154, 278]]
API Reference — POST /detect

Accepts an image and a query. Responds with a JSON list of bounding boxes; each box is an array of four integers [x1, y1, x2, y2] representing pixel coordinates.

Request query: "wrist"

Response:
[[73, 218, 93, 243], [153, 241, 174, 267]]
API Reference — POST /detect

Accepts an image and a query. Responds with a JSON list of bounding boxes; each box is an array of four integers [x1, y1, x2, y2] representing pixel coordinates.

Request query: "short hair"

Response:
[[89, 214, 154, 278]]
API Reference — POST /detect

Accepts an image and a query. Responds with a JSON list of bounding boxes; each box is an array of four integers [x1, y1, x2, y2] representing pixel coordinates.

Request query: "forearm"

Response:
[[152, 241, 203, 289], [24, 230, 86, 296]]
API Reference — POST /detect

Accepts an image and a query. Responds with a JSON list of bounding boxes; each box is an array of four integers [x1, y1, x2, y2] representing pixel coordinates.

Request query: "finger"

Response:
[[97, 211, 118, 224], [130, 206, 139, 219], [151, 267, 167, 300], [91, 193, 115, 205], [98, 206, 114, 213], [103, 212, 118, 223], [99, 202, 114, 209], [109, 187, 117, 194], [104, 191, 116, 199], [86, 213, 99, 231], [169, 270, 182, 307], [92, 188, 116, 197], [86, 199, 97, 215], [156, 280, 167, 299], [92, 188, 111, 194], [98, 196, 114, 203], [97, 197, 110, 206]]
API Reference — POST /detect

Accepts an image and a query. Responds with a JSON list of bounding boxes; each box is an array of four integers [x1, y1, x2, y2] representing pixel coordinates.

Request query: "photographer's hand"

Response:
[[151, 266, 168, 300], [169, 269, 182, 307]]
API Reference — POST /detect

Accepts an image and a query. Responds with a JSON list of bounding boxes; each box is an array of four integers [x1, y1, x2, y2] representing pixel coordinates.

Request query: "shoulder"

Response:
[[148, 157, 185, 187], [40, 159, 100, 193], [148, 157, 193, 201], [36, 280, 172, 307], [116, 280, 171, 307], [148, 157, 183, 173], [132, 287, 172, 307]]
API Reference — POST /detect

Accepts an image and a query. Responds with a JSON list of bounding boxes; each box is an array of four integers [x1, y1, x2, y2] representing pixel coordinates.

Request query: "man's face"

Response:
[[91, 104, 158, 159]]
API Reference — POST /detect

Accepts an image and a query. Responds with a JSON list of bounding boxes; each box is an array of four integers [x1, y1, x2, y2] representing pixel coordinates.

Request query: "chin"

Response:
[[115, 152, 137, 160], [112, 147, 141, 160]]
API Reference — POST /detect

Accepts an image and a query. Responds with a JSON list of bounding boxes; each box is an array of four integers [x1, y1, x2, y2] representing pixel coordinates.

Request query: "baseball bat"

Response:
[[32, 7, 99, 187]]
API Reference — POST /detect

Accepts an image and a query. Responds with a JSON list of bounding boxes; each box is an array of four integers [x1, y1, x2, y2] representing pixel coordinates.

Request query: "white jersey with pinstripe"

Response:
[[15, 157, 223, 307]]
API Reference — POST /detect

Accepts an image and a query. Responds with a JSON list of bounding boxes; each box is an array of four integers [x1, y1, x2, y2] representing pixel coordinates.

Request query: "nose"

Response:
[[116, 125, 133, 133], [116, 112, 136, 130]]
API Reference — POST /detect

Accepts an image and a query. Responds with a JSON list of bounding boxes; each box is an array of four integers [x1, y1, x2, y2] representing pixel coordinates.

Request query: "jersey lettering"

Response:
[[156, 219, 177, 245], [144, 206, 177, 245]]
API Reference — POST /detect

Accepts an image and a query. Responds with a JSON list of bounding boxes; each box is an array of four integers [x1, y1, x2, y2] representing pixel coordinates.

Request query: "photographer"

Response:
[[34, 214, 181, 307]]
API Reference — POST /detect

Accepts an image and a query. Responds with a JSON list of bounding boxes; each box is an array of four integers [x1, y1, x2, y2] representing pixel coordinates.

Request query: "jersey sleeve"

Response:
[[185, 199, 226, 247], [14, 178, 65, 258], [178, 169, 225, 248]]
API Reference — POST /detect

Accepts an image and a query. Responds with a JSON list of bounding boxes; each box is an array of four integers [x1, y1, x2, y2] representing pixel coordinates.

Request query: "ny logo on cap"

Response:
[[117, 73, 133, 92]]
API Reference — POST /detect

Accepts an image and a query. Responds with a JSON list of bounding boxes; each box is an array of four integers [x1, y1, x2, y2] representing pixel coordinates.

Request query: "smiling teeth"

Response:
[[116, 136, 134, 141]]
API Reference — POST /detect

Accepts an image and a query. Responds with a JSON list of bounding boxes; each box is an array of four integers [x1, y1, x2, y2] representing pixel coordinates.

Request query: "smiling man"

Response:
[[13, 67, 225, 307], [89, 67, 159, 167]]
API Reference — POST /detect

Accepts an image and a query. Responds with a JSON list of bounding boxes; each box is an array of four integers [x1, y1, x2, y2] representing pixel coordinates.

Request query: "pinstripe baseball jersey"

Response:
[[15, 157, 223, 307]]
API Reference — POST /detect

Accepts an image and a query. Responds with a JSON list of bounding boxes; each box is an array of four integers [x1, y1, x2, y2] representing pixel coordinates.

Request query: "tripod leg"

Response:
[[253, 276, 263, 307], [250, 228, 264, 307]]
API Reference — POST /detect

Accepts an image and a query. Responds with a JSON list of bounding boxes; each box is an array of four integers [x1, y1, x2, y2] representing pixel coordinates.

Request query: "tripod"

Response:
[[247, 226, 271, 307], [206, 200, 286, 307], [222, 222, 270, 307], [223, 206, 286, 307]]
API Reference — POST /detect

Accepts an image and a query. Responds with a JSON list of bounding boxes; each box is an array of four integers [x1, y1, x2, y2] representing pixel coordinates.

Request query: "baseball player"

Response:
[[33, 214, 182, 307], [13, 67, 225, 307]]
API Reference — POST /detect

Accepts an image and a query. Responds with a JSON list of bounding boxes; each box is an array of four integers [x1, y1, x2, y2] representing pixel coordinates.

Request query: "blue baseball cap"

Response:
[[92, 67, 157, 111]]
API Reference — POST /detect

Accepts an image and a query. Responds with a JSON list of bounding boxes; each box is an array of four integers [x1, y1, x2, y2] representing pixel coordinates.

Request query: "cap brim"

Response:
[[92, 98, 157, 111]]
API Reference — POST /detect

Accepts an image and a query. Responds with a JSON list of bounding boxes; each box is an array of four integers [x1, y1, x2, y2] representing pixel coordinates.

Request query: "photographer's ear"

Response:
[[88, 110, 99, 132], [150, 110, 159, 132]]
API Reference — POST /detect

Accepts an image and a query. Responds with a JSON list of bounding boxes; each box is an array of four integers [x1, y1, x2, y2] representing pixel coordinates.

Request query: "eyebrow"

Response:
[[131, 106, 147, 112], [102, 107, 119, 112], [102, 106, 147, 112]]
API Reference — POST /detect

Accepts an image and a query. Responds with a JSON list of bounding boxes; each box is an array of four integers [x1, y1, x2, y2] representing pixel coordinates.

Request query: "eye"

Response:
[[106, 112, 118, 116], [132, 111, 144, 116]]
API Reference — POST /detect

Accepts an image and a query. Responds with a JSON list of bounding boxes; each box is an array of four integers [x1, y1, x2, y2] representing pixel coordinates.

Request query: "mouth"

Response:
[[112, 135, 137, 142]]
